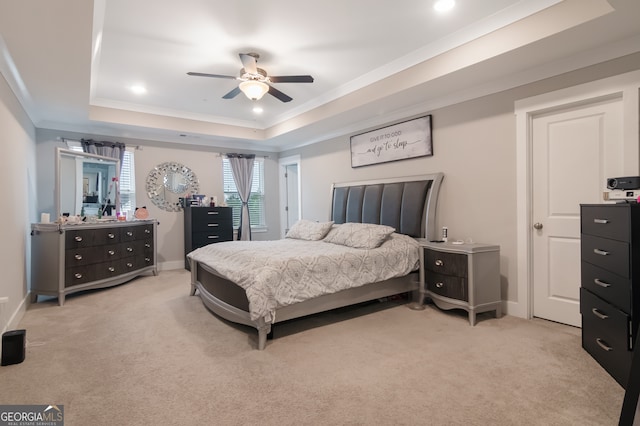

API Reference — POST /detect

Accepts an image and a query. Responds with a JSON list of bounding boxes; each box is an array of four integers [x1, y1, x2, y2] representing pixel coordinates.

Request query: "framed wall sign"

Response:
[[350, 115, 432, 168]]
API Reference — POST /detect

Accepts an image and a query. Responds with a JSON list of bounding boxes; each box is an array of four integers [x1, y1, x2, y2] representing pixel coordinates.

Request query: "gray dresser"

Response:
[[416, 240, 502, 325], [30, 220, 157, 305]]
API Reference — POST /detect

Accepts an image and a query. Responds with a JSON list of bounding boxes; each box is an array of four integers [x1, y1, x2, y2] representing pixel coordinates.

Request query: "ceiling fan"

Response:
[[187, 53, 314, 103]]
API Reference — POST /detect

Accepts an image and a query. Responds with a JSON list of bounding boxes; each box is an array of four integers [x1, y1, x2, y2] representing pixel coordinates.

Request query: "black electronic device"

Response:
[[606, 176, 640, 190], [1, 329, 26, 366]]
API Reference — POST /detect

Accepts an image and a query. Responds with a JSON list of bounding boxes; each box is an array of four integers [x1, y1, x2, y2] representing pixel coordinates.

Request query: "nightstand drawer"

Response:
[[581, 205, 630, 242], [581, 234, 630, 277], [426, 271, 468, 302], [424, 249, 467, 277], [581, 261, 631, 312]]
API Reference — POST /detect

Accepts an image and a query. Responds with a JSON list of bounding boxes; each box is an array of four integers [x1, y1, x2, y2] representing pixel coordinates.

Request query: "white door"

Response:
[[279, 155, 301, 238], [532, 97, 623, 327], [284, 163, 300, 233]]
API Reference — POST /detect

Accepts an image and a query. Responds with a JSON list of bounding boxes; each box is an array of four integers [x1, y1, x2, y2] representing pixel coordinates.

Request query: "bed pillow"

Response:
[[324, 222, 396, 249], [285, 219, 334, 241]]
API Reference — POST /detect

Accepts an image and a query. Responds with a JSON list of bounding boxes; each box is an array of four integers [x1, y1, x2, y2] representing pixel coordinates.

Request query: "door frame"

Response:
[[278, 155, 302, 238], [513, 70, 640, 319]]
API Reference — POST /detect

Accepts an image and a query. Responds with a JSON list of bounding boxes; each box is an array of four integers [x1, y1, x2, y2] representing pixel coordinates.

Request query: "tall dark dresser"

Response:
[[580, 203, 640, 388], [183, 205, 233, 269]]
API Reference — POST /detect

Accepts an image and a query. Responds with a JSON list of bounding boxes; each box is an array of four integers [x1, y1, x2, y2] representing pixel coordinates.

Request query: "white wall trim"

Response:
[[512, 69, 640, 319]]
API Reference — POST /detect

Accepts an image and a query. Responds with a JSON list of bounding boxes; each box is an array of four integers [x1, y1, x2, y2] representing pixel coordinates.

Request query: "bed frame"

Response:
[[189, 173, 444, 349]]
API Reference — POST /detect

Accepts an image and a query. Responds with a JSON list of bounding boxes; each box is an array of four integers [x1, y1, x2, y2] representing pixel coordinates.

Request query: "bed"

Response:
[[188, 173, 444, 349]]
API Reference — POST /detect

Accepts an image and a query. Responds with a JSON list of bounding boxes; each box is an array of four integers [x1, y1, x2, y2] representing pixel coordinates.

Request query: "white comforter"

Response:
[[187, 233, 420, 322]]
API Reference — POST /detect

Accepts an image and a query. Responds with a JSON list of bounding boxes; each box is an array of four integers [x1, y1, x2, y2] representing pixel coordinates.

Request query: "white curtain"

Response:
[[227, 153, 255, 241]]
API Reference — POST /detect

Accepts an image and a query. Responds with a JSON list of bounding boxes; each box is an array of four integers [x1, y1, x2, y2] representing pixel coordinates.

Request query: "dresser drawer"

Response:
[[581, 288, 633, 387], [581, 261, 631, 312], [65, 228, 120, 248], [581, 234, 630, 277], [581, 288, 631, 349], [121, 224, 153, 241], [191, 219, 233, 234], [424, 249, 467, 277], [192, 233, 232, 249], [190, 207, 232, 223], [581, 205, 630, 242]]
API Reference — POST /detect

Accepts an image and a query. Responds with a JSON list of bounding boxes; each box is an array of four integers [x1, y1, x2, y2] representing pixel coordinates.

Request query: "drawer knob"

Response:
[[208, 223, 219, 227], [435, 259, 443, 267], [74, 236, 83, 242], [108, 233, 115, 239], [591, 308, 609, 320], [126, 231, 133, 237], [594, 278, 611, 288], [207, 211, 219, 215], [596, 338, 613, 352], [145, 229, 150, 234], [127, 247, 133, 252], [74, 273, 82, 279], [207, 235, 220, 239], [145, 243, 151, 248], [435, 282, 444, 288], [74, 254, 82, 260], [108, 267, 115, 272], [593, 218, 609, 224], [108, 250, 115, 256], [593, 248, 609, 256], [145, 257, 151, 262], [126, 262, 133, 268]]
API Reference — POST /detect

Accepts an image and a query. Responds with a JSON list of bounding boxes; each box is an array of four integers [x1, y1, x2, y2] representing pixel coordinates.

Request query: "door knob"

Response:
[[533, 222, 543, 230]]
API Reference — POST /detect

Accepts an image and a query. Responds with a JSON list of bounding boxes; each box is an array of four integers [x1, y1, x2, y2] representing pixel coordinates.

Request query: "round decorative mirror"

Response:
[[146, 162, 199, 212]]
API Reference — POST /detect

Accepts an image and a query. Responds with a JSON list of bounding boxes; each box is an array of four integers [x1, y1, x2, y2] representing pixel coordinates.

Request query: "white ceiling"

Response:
[[0, 0, 639, 152]]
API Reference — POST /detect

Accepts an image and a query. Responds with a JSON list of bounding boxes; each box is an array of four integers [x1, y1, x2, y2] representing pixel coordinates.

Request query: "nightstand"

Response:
[[415, 239, 502, 325]]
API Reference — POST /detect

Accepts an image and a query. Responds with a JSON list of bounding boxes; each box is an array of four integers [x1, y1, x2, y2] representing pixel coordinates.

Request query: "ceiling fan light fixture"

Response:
[[239, 80, 269, 100]]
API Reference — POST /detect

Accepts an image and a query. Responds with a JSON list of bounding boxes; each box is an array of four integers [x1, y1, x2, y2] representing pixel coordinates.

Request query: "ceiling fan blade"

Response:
[[187, 72, 237, 79], [269, 75, 314, 83], [239, 53, 258, 75], [268, 85, 292, 103], [222, 86, 242, 99]]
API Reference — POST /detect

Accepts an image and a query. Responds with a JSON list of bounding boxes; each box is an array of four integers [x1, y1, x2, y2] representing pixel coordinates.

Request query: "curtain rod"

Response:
[[59, 137, 142, 150]]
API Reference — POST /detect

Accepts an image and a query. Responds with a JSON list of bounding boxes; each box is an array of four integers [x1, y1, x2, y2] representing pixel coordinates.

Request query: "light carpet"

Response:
[[0, 270, 624, 425]]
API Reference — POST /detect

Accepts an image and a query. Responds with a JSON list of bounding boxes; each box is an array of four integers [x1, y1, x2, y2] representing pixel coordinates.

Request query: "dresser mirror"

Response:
[[56, 147, 120, 217]]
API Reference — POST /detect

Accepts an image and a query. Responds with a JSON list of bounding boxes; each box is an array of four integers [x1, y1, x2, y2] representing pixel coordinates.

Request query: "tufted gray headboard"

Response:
[[330, 173, 444, 240]]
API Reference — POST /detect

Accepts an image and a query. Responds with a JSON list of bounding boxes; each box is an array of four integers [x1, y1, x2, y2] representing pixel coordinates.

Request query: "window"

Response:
[[118, 150, 136, 216], [223, 157, 266, 229], [67, 140, 136, 215]]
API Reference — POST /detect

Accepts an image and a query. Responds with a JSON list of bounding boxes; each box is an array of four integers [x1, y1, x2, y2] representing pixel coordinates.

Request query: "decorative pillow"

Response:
[[285, 219, 334, 241], [323, 223, 396, 249]]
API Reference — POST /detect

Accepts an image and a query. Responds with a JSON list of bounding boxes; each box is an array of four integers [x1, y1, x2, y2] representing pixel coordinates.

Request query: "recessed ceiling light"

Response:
[[434, 0, 455, 13], [130, 85, 147, 95], [253, 106, 264, 114]]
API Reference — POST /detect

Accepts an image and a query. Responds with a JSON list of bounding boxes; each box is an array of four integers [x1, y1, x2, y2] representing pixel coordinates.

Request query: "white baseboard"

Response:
[[158, 260, 187, 271], [504, 300, 529, 319], [1, 294, 29, 334]]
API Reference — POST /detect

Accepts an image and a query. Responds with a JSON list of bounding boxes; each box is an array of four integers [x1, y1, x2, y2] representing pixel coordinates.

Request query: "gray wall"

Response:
[[0, 72, 37, 333], [280, 53, 640, 312]]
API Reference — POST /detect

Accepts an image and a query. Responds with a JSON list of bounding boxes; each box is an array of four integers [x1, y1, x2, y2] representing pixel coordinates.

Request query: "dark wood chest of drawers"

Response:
[[184, 205, 233, 269], [31, 220, 157, 306], [580, 203, 640, 388]]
